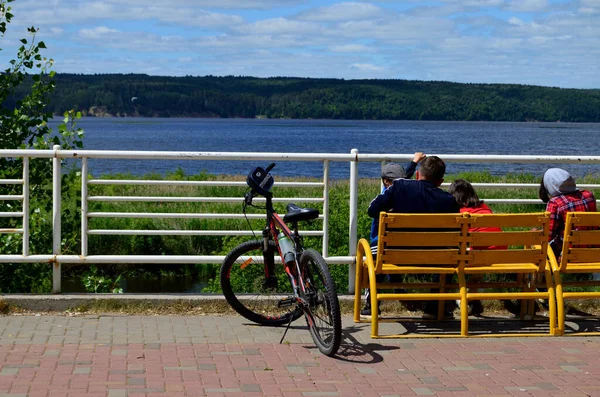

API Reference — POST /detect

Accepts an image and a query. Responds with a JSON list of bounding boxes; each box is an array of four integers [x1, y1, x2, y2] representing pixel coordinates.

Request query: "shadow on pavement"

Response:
[[333, 325, 399, 364]]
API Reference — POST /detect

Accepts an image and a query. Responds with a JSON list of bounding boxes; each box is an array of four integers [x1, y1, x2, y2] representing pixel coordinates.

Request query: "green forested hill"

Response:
[[34, 74, 600, 121]]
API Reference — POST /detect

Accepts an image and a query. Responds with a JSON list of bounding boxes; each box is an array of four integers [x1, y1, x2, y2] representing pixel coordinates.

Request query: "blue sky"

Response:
[[2, 0, 599, 88]]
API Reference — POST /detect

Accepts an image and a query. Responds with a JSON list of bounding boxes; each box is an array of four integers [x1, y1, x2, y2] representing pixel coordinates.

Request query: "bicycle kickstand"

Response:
[[279, 312, 295, 344]]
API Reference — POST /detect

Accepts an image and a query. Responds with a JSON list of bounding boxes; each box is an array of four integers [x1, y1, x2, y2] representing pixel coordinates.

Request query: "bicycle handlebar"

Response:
[[245, 163, 276, 205]]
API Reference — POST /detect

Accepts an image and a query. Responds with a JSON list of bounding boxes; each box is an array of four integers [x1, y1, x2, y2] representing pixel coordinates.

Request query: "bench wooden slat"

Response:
[[469, 230, 545, 247], [383, 231, 461, 247], [382, 213, 464, 229], [561, 264, 600, 273], [380, 264, 457, 274], [566, 212, 600, 227], [469, 249, 546, 267], [381, 249, 460, 265], [567, 230, 600, 246], [465, 264, 540, 273], [563, 248, 600, 264], [468, 212, 549, 228]]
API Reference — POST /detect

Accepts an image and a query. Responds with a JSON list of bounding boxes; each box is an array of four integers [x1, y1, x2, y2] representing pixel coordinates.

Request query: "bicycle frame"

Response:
[[262, 194, 308, 302]]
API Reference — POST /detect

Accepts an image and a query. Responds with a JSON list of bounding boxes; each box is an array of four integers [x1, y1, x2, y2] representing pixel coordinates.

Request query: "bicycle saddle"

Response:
[[283, 203, 320, 223]]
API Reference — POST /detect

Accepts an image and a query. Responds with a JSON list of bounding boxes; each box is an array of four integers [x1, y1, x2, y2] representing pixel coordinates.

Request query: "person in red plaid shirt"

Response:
[[505, 169, 597, 317], [539, 168, 597, 257]]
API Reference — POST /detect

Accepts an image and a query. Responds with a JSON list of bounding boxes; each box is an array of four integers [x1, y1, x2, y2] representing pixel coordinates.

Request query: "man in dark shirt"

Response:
[[367, 156, 460, 319], [368, 155, 459, 218]]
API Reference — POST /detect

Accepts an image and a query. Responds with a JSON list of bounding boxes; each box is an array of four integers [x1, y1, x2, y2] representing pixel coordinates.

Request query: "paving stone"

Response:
[[107, 390, 127, 397], [560, 365, 584, 373], [411, 387, 435, 396], [356, 367, 376, 374], [419, 377, 440, 385], [241, 384, 262, 392]]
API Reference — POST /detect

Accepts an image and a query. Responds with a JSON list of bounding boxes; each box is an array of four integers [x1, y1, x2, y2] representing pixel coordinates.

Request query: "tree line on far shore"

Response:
[[7, 73, 600, 122]]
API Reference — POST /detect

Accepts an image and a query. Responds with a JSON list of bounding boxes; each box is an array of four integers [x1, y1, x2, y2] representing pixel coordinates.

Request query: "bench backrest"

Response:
[[559, 212, 600, 272], [375, 212, 469, 273], [375, 212, 551, 273], [466, 212, 550, 271]]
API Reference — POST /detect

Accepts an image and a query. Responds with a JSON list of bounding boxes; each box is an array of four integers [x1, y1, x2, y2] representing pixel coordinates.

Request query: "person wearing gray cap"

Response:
[[361, 152, 426, 316], [539, 168, 597, 257], [504, 168, 598, 317]]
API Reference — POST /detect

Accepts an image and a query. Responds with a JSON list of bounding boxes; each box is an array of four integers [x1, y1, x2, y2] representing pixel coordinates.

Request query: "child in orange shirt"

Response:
[[448, 179, 506, 316]]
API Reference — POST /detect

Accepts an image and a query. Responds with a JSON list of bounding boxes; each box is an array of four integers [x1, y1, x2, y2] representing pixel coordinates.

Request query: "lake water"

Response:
[[51, 118, 600, 179]]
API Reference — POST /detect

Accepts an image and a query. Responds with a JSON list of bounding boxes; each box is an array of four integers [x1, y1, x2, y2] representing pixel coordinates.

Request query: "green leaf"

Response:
[[19, 38, 26, 44], [37, 41, 46, 49]]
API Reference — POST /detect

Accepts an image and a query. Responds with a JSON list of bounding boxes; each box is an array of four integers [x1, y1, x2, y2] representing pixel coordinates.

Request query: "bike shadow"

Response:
[[336, 326, 399, 363], [242, 322, 399, 363]]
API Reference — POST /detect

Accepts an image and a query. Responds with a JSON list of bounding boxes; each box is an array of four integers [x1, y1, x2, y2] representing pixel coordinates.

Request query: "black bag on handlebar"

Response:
[[247, 166, 274, 196]]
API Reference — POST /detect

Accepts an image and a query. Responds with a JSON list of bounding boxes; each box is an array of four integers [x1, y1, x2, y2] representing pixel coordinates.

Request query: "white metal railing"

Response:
[[1, 146, 600, 294]]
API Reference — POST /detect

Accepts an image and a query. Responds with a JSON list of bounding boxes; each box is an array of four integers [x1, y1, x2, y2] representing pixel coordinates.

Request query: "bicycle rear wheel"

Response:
[[300, 249, 342, 357], [220, 240, 302, 326]]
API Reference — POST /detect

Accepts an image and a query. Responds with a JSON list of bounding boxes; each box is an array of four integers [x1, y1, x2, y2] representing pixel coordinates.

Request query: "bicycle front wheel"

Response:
[[300, 249, 342, 357], [220, 240, 302, 326]]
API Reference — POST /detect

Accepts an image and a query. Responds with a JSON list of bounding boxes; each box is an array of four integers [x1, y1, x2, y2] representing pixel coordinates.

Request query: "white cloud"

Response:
[[505, 0, 549, 12], [508, 17, 524, 25], [235, 18, 324, 35], [578, 0, 600, 14], [335, 16, 456, 44], [580, 0, 600, 6], [297, 2, 382, 22], [140, 7, 244, 27], [329, 44, 375, 53], [461, 0, 505, 6], [352, 63, 384, 72], [78, 26, 119, 39], [9, 1, 245, 28], [76, 28, 189, 53], [106, 0, 302, 9]]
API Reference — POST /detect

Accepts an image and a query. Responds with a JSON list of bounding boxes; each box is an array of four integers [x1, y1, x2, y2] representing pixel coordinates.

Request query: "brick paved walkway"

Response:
[[1, 314, 599, 396]]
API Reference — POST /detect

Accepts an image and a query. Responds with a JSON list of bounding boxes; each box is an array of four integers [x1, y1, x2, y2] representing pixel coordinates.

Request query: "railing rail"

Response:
[[0, 147, 599, 293]]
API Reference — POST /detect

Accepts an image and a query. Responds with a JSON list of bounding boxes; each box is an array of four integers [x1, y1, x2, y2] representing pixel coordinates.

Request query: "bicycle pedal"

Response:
[[277, 297, 295, 308]]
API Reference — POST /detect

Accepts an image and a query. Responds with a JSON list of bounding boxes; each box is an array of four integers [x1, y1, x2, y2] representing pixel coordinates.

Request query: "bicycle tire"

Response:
[[220, 240, 302, 326], [299, 249, 342, 357]]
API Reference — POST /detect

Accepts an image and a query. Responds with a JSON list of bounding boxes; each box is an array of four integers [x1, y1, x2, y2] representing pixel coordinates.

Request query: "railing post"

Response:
[[322, 160, 330, 258], [81, 157, 88, 257], [52, 145, 61, 293], [22, 157, 29, 256], [348, 149, 359, 293]]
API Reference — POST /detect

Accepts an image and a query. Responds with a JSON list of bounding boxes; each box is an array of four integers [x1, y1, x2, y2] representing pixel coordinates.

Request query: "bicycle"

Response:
[[220, 163, 342, 357]]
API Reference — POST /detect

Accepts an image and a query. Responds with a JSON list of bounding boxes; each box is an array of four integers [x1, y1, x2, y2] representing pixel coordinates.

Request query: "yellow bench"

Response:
[[548, 212, 600, 335], [354, 212, 557, 338]]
